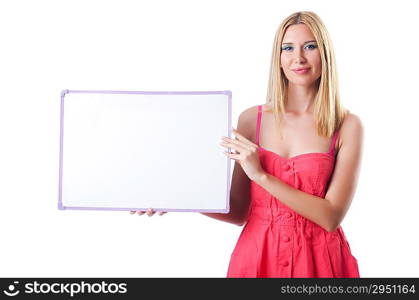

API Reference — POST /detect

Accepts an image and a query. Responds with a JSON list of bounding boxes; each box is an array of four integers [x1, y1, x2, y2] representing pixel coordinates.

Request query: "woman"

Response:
[[133, 11, 363, 278], [220, 11, 362, 278]]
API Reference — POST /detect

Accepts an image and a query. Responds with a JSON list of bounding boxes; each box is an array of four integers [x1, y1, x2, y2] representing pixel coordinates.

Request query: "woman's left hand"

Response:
[[220, 127, 266, 182]]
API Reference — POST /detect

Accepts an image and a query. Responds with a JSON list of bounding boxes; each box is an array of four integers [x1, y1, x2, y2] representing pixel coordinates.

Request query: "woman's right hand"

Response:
[[129, 208, 167, 217]]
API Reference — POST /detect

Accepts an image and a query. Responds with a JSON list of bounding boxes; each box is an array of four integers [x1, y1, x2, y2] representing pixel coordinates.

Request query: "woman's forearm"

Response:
[[200, 195, 250, 226], [200, 211, 246, 226], [254, 172, 336, 232]]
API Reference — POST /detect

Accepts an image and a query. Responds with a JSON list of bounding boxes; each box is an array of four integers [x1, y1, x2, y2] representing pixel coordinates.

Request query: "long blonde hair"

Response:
[[265, 11, 348, 139]]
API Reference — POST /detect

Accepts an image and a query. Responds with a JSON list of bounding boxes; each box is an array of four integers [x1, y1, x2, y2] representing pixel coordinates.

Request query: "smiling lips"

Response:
[[292, 67, 310, 74]]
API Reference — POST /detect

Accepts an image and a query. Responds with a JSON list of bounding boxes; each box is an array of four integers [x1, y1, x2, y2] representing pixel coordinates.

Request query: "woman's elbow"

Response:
[[235, 220, 246, 227], [233, 215, 248, 227], [325, 225, 338, 233], [324, 219, 341, 233], [324, 204, 344, 232]]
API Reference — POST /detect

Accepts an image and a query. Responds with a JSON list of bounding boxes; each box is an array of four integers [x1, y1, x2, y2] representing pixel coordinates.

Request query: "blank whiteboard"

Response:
[[58, 90, 232, 213]]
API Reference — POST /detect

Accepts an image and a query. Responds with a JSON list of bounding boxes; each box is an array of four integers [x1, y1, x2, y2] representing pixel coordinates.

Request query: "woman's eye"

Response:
[[282, 44, 317, 51]]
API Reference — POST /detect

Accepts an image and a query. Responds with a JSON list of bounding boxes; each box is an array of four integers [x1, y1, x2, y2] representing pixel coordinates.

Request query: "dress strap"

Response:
[[329, 130, 340, 155], [255, 105, 262, 146]]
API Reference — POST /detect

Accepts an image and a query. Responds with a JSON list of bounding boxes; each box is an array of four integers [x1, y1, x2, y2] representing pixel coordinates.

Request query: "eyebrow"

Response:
[[282, 40, 317, 45]]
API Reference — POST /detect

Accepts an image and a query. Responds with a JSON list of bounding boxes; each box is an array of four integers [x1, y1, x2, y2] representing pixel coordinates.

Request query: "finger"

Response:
[[158, 211, 167, 216], [232, 127, 257, 147], [130, 211, 135, 214], [222, 135, 254, 152], [137, 211, 145, 216], [147, 208, 155, 217], [223, 151, 241, 162], [222, 140, 251, 155]]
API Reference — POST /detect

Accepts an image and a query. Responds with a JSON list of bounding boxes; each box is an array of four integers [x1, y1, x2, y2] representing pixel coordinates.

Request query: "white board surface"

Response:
[[58, 90, 232, 213]]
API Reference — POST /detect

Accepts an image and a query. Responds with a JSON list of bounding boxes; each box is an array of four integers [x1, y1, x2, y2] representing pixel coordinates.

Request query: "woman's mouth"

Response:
[[292, 68, 310, 75]]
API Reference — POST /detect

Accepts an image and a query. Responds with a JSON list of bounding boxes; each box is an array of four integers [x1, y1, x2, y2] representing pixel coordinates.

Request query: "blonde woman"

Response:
[[132, 11, 363, 278], [217, 11, 362, 278]]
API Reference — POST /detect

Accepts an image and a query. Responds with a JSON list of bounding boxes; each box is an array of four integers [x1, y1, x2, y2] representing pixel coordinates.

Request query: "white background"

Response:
[[0, 0, 418, 277]]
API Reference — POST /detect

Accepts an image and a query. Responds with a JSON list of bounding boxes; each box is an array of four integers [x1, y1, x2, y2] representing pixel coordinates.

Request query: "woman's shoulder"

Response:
[[236, 103, 276, 142], [340, 111, 363, 133], [239, 105, 258, 118], [236, 105, 263, 142], [337, 110, 364, 149], [239, 103, 271, 119]]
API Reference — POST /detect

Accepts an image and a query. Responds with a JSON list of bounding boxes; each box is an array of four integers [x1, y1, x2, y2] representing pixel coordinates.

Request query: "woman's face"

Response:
[[280, 24, 322, 86]]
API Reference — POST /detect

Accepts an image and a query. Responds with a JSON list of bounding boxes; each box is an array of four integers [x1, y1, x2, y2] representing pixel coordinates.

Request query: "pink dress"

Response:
[[227, 105, 360, 278]]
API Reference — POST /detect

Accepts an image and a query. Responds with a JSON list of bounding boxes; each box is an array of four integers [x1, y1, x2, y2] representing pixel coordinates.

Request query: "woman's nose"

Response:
[[293, 48, 306, 62], [293, 53, 305, 63]]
